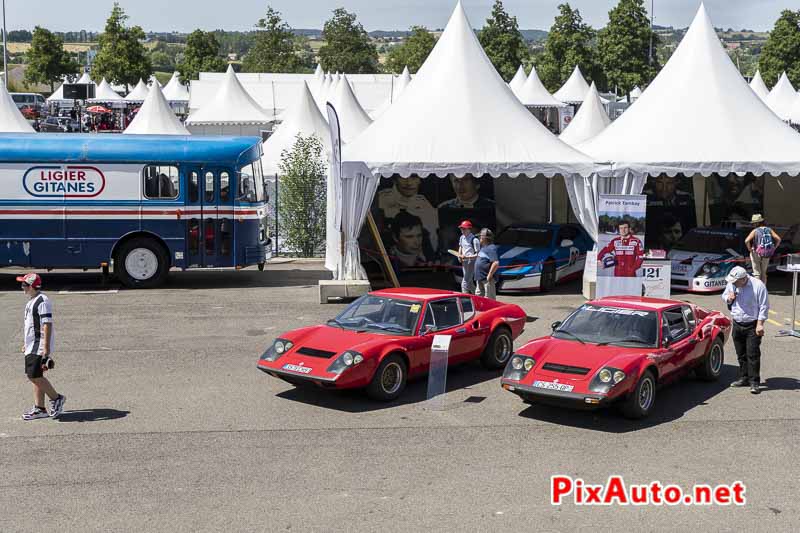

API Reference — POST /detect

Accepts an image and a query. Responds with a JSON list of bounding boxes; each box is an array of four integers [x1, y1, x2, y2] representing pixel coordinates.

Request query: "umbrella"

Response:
[[86, 105, 111, 114]]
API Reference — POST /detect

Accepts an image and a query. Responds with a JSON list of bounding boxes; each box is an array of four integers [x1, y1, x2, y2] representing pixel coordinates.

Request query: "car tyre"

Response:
[[540, 259, 556, 292], [696, 338, 724, 381], [366, 354, 407, 401], [480, 327, 513, 370], [621, 370, 656, 419], [115, 237, 169, 289]]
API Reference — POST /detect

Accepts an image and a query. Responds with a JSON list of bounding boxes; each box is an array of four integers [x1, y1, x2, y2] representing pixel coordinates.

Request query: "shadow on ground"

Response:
[[515, 364, 739, 433], [55, 408, 130, 423], [761, 376, 800, 392]]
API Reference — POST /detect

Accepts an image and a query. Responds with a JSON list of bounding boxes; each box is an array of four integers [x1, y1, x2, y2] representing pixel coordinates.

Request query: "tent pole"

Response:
[[274, 173, 279, 256], [547, 178, 553, 223], [366, 212, 399, 288]]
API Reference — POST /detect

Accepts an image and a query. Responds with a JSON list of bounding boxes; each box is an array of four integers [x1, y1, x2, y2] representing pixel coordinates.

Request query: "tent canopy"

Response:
[[516, 65, 566, 108], [765, 72, 795, 121], [343, 1, 594, 178], [560, 83, 610, 146], [90, 78, 124, 102], [125, 79, 150, 102], [186, 65, 273, 125], [0, 82, 35, 133], [749, 70, 770, 101], [578, 4, 800, 178], [329, 74, 372, 143], [508, 65, 527, 95], [124, 83, 190, 135], [554, 66, 608, 104], [162, 71, 190, 102]]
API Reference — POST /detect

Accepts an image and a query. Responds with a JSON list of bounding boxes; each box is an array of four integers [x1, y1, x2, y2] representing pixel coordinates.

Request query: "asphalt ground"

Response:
[[0, 262, 798, 532]]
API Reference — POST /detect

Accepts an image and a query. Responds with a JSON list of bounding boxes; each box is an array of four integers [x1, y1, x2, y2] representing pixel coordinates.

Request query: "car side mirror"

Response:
[[551, 321, 562, 331], [560, 239, 574, 248], [423, 325, 436, 335], [661, 328, 671, 347]]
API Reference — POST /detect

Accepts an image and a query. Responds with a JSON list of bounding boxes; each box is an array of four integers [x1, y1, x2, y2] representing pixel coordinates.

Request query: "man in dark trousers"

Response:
[[18, 273, 66, 420], [722, 266, 769, 394]]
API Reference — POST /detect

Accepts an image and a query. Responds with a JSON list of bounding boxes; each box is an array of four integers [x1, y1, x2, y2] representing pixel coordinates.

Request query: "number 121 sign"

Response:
[[641, 260, 671, 299]]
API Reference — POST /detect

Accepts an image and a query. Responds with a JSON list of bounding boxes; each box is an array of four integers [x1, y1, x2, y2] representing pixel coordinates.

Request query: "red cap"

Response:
[[16, 272, 42, 288], [458, 220, 473, 229]]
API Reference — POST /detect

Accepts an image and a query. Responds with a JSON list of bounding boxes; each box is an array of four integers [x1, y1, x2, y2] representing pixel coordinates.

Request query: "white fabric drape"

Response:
[[564, 169, 647, 243], [336, 162, 380, 280]]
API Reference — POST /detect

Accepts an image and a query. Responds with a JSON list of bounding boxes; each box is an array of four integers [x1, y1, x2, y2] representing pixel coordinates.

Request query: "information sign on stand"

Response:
[[426, 335, 451, 410], [641, 260, 671, 299]]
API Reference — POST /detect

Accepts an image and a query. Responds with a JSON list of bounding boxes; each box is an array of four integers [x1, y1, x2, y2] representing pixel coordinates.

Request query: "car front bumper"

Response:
[[257, 364, 340, 389], [502, 381, 612, 409], [671, 275, 727, 293]]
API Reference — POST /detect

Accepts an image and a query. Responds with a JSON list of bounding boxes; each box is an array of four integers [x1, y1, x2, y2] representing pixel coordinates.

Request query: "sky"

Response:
[[6, 0, 800, 33]]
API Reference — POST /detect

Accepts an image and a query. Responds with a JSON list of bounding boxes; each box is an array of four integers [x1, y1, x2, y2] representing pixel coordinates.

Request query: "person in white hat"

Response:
[[744, 214, 781, 286], [722, 266, 769, 394]]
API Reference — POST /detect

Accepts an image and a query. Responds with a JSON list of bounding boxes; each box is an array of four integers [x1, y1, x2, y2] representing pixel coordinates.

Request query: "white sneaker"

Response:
[[49, 394, 66, 418], [22, 406, 49, 420]]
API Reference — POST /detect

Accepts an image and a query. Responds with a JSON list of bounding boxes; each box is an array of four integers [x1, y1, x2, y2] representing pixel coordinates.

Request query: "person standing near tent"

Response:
[[474, 229, 499, 300], [745, 214, 780, 286], [723, 266, 769, 394], [456, 220, 480, 294]]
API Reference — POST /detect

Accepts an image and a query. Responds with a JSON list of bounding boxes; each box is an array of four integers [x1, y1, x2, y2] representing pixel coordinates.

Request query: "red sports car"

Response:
[[257, 288, 527, 401], [501, 296, 731, 419]]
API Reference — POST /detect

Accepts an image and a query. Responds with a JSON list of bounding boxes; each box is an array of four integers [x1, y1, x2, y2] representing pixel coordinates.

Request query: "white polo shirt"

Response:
[[23, 293, 54, 356]]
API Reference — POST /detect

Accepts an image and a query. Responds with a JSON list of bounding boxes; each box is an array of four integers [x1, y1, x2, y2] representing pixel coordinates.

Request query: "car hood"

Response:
[[287, 325, 406, 356], [525, 337, 648, 380], [668, 249, 737, 277]]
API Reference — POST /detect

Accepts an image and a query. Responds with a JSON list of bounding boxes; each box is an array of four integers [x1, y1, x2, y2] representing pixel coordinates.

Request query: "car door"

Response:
[[421, 297, 473, 365], [682, 305, 708, 363], [457, 296, 488, 358], [660, 307, 695, 376]]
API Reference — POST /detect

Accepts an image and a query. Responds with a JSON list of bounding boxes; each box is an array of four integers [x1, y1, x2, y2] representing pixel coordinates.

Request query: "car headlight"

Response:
[[504, 354, 535, 381], [511, 356, 524, 370], [327, 350, 365, 375], [261, 338, 293, 362], [701, 263, 721, 276], [613, 370, 626, 384], [589, 367, 625, 393], [599, 368, 612, 383]]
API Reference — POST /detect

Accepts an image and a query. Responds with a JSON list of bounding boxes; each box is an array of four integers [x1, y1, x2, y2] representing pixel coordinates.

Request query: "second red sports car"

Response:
[[258, 288, 527, 401], [501, 296, 732, 419]]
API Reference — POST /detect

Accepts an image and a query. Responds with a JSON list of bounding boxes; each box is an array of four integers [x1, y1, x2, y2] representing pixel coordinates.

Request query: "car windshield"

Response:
[[553, 304, 658, 347], [330, 295, 421, 335], [239, 161, 266, 203], [496, 227, 553, 248], [672, 229, 743, 253]]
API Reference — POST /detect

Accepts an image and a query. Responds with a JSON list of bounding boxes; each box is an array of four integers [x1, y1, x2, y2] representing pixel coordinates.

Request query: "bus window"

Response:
[[204, 171, 215, 203], [189, 171, 199, 203], [143, 165, 179, 199], [239, 162, 265, 203], [220, 171, 230, 202]]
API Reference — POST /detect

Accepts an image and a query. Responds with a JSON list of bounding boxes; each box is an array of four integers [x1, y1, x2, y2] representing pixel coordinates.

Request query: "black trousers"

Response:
[[732, 321, 761, 384]]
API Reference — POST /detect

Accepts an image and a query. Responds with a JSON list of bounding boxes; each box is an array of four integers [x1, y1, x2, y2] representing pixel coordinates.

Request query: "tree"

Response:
[[24, 26, 79, 92], [319, 8, 379, 73], [242, 7, 305, 72], [178, 30, 227, 81], [92, 3, 151, 87], [597, 0, 660, 97], [478, 0, 529, 81], [384, 26, 436, 73], [278, 135, 328, 257], [759, 10, 800, 87], [537, 3, 601, 92]]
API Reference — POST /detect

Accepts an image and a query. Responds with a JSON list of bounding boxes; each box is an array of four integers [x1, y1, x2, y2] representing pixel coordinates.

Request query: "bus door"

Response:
[[186, 168, 234, 267]]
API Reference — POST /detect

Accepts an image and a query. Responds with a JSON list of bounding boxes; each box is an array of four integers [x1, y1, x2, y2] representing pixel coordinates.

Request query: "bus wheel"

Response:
[[115, 238, 169, 289]]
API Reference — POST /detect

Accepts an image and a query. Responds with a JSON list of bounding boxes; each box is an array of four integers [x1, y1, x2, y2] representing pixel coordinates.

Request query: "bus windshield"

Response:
[[239, 161, 266, 203]]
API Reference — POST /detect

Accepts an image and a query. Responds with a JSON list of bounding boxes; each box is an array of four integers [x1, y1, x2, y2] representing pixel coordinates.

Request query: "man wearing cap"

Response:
[[18, 273, 66, 420], [456, 220, 480, 294], [722, 266, 769, 394], [744, 214, 781, 286], [474, 229, 500, 300]]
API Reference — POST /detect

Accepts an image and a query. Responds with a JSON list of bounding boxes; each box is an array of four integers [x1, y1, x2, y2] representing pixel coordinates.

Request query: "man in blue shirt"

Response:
[[456, 220, 480, 294], [474, 228, 499, 300], [722, 266, 769, 394]]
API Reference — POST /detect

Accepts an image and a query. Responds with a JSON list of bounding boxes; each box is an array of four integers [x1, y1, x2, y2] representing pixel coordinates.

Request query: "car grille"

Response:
[[296, 347, 338, 359], [542, 362, 591, 375]]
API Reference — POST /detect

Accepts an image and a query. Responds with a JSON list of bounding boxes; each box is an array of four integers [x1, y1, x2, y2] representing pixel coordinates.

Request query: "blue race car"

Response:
[[493, 223, 592, 292]]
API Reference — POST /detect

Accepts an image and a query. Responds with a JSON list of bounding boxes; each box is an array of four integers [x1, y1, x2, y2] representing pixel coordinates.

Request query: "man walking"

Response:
[[18, 273, 66, 420], [723, 266, 769, 394], [456, 220, 480, 294], [745, 214, 780, 286], [474, 228, 500, 300]]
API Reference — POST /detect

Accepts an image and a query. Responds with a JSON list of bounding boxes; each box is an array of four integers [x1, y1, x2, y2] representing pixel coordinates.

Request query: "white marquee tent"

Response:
[[329, 74, 373, 143], [89, 78, 124, 103], [162, 72, 190, 102], [47, 72, 95, 104], [0, 81, 35, 132], [560, 83, 610, 147], [515, 65, 566, 108], [124, 83, 189, 135], [508, 65, 527, 96], [765, 71, 796, 121], [553, 65, 608, 105], [749, 70, 769, 102], [125, 79, 150, 102], [393, 66, 412, 101]]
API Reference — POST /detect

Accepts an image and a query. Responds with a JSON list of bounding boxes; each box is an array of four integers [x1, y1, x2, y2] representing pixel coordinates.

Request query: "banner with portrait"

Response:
[[596, 194, 647, 298]]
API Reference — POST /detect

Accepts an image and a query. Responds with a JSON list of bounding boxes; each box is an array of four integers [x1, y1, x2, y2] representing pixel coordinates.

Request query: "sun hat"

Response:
[[751, 214, 765, 224]]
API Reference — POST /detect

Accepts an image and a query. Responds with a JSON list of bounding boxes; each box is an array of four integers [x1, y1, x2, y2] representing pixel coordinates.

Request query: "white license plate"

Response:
[[282, 363, 312, 374], [533, 380, 574, 392]]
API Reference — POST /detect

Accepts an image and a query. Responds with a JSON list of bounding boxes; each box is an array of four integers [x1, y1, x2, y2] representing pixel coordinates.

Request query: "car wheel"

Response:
[[115, 237, 169, 289], [621, 370, 656, 419], [696, 338, 724, 381], [480, 327, 513, 370], [366, 354, 407, 401], [540, 259, 556, 292]]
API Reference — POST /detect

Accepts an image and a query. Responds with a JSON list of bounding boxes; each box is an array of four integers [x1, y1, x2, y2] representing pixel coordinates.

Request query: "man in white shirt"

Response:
[[722, 266, 769, 394], [18, 273, 66, 420], [456, 220, 480, 294]]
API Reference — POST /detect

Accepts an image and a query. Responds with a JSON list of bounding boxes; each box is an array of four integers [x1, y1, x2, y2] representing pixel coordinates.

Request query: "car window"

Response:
[[427, 298, 462, 331], [682, 305, 696, 330], [459, 297, 475, 321], [662, 307, 689, 342]]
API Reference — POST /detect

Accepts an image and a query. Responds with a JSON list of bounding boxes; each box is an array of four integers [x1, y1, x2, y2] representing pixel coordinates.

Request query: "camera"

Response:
[[41, 356, 55, 370]]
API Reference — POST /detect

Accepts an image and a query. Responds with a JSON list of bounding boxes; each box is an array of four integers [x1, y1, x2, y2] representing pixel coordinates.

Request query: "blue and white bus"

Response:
[[0, 133, 270, 287]]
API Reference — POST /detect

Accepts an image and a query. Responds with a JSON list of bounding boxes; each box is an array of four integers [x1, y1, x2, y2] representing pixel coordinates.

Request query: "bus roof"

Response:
[[0, 133, 263, 167]]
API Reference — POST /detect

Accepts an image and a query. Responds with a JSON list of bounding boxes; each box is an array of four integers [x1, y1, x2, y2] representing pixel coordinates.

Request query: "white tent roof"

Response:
[[329, 74, 373, 143], [148, 75, 163, 88], [630, 86, 643, 99], [124, 83, 189, 135], [554, 66, 608, 104], [765, 71, 795, 121], [47, 84, 65, 102], [560, 83, 610, 146], [749, 70, 769, 101], [393, 66, 412, 100], [314, 64, 324, 79], [162, 72, 190, 102], [89, 78, 124, 102], [0, 81, 35, 132], [261, 82, 332, 175], [508, 65, 526, 95], [48, 73, 94, 102], [516, 65, 566, 108], [343, 1, 594, 178], [788, 92, 800, 125], [76, 72, 93, 85], [579, 4, 800, 178], [125, 79, 150, 102], [186, 65, 273, 125]]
